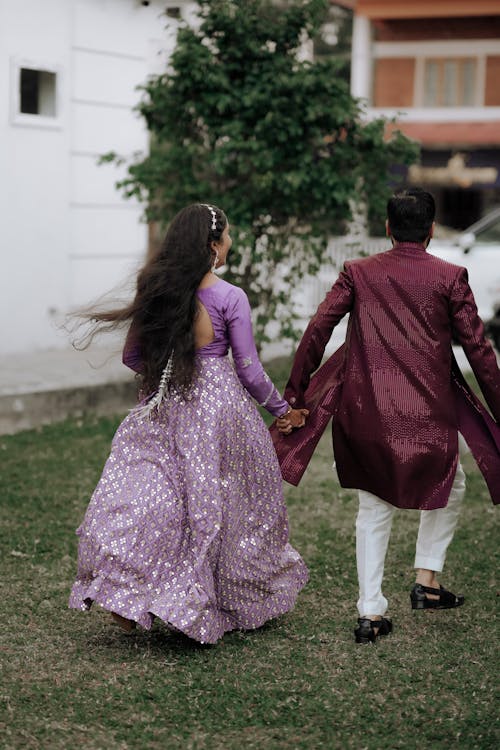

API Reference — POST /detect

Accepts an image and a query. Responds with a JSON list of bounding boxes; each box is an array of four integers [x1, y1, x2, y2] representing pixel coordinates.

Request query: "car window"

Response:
[[476, 219, 500, 243]]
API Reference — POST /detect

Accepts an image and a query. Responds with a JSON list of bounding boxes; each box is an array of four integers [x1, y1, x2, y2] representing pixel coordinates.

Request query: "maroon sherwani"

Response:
[[271, 242, 500, 509]]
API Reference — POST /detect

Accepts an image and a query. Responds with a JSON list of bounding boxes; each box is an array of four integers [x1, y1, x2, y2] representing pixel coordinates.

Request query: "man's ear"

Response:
[[429, 221, 435, 239], [385, 219, 391, 238]]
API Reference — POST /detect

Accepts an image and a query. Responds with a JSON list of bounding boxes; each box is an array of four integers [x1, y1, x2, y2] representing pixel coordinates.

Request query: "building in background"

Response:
[[5, 0, 498, 357], [342, 0, 500, 229], [0, 0, 195, 356]]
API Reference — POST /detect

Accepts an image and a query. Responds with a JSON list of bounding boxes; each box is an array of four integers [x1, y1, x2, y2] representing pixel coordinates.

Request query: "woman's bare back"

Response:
[[194, 273, 218, 349], [194, 300, 215, 349]]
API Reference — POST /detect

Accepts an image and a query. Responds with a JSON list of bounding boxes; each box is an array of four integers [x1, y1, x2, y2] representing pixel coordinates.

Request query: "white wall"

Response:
[[0, 0, 196, 355], [0, 0, 72, 354]]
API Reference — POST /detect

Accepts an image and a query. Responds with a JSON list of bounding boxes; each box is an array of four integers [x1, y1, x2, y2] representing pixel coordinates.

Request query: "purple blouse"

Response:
[[122, 279, 289, 418]]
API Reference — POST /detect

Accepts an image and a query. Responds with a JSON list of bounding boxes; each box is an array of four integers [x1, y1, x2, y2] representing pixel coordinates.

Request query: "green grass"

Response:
[[0, 359, 498, 749]]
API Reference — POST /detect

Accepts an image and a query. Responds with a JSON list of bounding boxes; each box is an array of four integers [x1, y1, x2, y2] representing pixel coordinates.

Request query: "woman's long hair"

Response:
[[79, 203, 227, 394]]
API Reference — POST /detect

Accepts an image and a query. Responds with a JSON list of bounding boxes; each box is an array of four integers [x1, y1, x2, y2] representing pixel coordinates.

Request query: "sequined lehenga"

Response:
[[69, 356, 308, 644]]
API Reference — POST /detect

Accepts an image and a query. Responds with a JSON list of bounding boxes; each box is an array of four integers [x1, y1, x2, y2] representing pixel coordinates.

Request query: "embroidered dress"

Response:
[[69, 279, 308, 643]]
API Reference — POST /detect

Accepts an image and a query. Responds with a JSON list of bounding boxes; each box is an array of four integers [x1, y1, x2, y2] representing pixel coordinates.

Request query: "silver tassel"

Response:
[[131, 353, 174, 420]]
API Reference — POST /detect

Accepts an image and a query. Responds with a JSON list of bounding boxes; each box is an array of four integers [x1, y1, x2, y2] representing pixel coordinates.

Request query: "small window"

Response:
[[10, 58, 62, 128], [166, 7, 181, 18], [423, 58, 477, 107], [20, 68, 57, 116]]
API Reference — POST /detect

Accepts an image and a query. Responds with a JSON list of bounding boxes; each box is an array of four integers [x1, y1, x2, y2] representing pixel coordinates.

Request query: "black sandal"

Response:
[[354, 617, 393, 644], [410, 583, 464, 610]]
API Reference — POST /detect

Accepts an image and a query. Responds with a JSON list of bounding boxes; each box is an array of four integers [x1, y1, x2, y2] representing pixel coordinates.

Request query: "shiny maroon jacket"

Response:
[[271, 242, 500, 509]]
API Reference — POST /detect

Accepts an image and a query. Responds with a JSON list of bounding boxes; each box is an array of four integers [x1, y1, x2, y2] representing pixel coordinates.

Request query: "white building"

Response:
[[0, 0, 195, 356]]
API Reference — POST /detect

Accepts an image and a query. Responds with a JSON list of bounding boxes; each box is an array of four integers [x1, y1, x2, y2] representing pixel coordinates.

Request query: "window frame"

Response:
[[421, 56, 480, 108], [371, 39, 500, 111], [10, 57, 63, 129]]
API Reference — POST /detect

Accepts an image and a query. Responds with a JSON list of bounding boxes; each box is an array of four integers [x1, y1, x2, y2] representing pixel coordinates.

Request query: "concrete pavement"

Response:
[[0, 345, 136, 434]]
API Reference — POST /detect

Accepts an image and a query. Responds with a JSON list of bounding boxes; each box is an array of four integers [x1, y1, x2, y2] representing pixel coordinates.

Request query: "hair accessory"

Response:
[[131, 353, 174, 420], [201, 204, 217, 231]]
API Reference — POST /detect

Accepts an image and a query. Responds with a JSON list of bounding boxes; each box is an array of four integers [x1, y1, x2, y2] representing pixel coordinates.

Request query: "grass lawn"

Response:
[[0, 358, 498, 749]]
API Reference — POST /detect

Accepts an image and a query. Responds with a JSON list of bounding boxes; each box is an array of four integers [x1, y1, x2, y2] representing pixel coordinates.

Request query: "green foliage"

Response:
[[108, 0, 417, 346]]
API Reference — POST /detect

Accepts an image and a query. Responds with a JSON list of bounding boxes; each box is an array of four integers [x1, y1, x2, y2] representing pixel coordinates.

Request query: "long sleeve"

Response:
[[226, 288, 289, 417], [284, 266, 354, 407], [122, 323, 143, 373], [450, 267, 500, 422]]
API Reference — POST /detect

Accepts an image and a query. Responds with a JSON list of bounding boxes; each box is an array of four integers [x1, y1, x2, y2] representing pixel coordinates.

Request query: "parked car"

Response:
[[429, 207, 500, 349]]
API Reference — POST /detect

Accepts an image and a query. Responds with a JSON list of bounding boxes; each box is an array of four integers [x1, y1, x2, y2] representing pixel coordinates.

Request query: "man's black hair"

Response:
[[387, 188, 436, 243]]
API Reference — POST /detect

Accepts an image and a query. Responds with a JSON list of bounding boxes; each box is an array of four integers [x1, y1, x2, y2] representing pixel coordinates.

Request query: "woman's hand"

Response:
[[276, 408, 309, 435]]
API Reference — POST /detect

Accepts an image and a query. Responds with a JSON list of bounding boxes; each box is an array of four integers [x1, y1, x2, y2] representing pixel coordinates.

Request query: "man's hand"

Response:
[[276, 408, 309, 435]]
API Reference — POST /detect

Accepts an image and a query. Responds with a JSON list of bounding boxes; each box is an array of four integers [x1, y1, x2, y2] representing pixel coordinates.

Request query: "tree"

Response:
[[105, 0, 417, 347]]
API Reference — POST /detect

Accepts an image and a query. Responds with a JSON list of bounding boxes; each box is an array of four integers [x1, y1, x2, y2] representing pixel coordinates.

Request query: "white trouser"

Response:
[[355, 461, 466, 617]]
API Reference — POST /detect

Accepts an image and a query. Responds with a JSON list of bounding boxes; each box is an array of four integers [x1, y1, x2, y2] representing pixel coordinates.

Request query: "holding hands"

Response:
[[276, 407, 309, 435]]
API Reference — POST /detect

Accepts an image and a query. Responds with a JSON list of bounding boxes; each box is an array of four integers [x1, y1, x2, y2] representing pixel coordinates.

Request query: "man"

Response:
[[273, 188, 500, 644]]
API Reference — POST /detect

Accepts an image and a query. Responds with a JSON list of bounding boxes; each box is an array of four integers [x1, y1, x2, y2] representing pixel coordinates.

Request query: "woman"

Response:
[[69, 203, 308, 644]]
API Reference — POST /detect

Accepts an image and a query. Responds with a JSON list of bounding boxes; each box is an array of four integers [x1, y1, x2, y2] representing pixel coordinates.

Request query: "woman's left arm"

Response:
[[226, 288, 293, 418]]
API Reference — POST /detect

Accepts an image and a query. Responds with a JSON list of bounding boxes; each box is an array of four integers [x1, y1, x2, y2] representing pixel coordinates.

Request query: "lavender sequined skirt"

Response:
[[69, 356, 308, 643]]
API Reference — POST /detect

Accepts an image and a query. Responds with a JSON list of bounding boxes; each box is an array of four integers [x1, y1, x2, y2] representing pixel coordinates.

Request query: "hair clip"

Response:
[[202, 203, 217, 231]]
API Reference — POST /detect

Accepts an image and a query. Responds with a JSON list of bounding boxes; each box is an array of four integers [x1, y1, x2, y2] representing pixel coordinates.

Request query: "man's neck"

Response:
[[391, 239, 428, 250]]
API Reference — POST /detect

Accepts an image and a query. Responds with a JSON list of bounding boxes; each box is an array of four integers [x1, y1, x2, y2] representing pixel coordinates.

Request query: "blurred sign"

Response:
[[409, 153, 498, 187]]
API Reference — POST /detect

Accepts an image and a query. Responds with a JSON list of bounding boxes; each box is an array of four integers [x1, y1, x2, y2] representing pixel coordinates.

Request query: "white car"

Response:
[[429, 208, 500, 333]]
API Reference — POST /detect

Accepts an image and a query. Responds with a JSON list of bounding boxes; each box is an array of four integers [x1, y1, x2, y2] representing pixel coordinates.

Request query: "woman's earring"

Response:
[[211, 252, 219, 272]]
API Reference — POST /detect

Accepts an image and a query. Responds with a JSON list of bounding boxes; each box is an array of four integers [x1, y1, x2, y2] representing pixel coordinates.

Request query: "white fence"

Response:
[[261, 235, 388, 360], [297, 235, 388, 316]]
